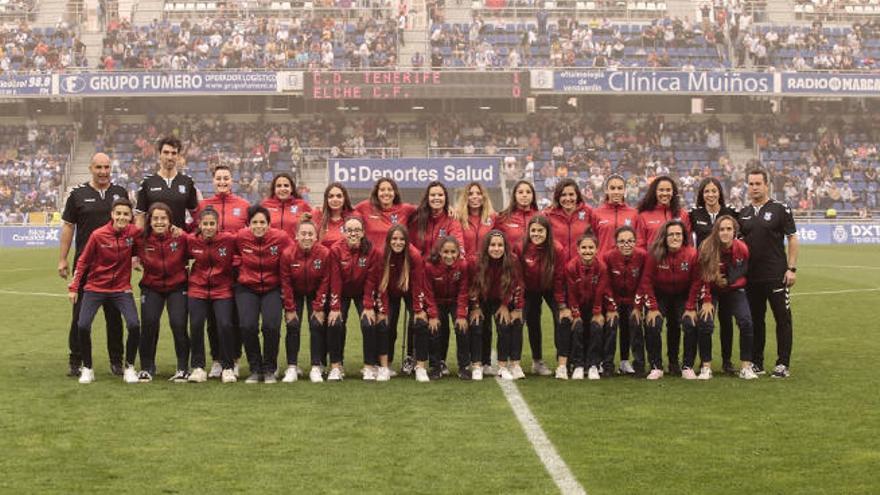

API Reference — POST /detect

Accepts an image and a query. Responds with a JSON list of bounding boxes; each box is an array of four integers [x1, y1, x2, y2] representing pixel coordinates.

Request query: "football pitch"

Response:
[[1, 245, 878, 494]]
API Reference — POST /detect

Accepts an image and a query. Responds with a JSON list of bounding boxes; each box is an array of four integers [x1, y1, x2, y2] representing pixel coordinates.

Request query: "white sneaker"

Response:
[[681, 367, 698, 380], [511, 364, 526, 380], [483, 364, 498, 376], [263, 372, 277, 384], [168, 370, 190, 383], [571, 367, 585, 380], [245, 373, 261, 384], [697, 366, 713, 380], [362, 367, 377, 381], [327, 367, 343, 381], [498, 366, 514, 380], [282, 366, 298, 383], [188, 367, 208, 383], [415, 366, 429, 383], [647, 368, 664, 380], [619, 360, 636, 375], [221, 369, 237, 383], [208, 361, 222, 378], [555, 365, 569, 380], [587, 366, 600, 380], [376, 366, 391, 382], [771, 364, 791, 378], [471, 366, 483, 381], [309, 366, 323, 383], [123, 365, 139, 384], [78, 367, 95, 384], [531, 360, 552, 376], [739, 366, 759, 380]]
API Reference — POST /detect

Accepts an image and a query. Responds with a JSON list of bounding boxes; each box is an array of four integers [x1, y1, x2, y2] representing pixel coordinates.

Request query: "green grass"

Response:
[[1, 246, 878, 494]]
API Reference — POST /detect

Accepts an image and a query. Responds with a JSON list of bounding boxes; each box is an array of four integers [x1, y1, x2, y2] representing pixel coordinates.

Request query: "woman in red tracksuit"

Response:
[[424, 236, 474, 380], [281, 213, 331, 383], [469, 230, 524, 381], [406, 180, 464, 375], [235, 205, 292, 384], [326, 216, 383, 381], [354, 177, 416, 253], [137, 202, 190, 383], [494, 180, 539, 249], [562, 233, 616, 381], [592, 174, 638, 254], [377, 225, 430, 382], [543, 178, 593, 262], [696, 215, 758, 380], [313, 182, 355, 249], [600, 225, 647, 377], [635, 175, 692, 250], [185, 207, 238, 383], [518, 215, 567, 377], [68, 198, 142, 384], [261, 172, 312, 238], [638, 220, 702, 380]]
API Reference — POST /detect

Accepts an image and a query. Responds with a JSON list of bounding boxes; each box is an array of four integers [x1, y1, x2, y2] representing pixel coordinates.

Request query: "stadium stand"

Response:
[[0, 22, 88, 72]]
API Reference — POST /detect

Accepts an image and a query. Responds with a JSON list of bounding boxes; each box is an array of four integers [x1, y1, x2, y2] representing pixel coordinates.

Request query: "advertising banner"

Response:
[[329, 158, 500, 189]]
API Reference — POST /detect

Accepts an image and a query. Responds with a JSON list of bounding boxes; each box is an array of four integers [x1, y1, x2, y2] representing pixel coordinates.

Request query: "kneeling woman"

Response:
[[327, 216, 383, 381], [68, 198, 142, 384], [235, 205, 292, 383], [697, 215, 758, 380], [186, 207, 238, 383], [469, 230, 524, 380], [137, 202, 190, 382], [424, 237, 473, 380], [281, 213, 331, 383]]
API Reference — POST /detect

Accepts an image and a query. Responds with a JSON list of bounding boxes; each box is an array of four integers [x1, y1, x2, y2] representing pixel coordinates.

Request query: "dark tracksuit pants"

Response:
[[747, 281, 793, 368], [189, 297, 235, 369], [386, 294, 416, 364], [524, 289, 559, 363], [570, 313, 606, 369], [435, 303, 477, 370], [617, 304, 645, 371], [68, 270, 124, 366], [645, 292, 695, 370], [77, 291, 140, 369], [478, 300, 522, 363], [139, 286, 189, 372], [206, 302, 241, 363], [236, 286, 282, 375], [285, 293, 329, 367], [703, 289, 754, 364], [328, 296, 382, 366], [717, 302, 735, 365]]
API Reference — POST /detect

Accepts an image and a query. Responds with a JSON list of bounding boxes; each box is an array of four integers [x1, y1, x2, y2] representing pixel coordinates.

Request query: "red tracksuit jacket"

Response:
[[138, 231, 188, 292], [601, 247, 648, 307], [493, 206, 538, 251], [354, 200, 416, 253], [262, 196, 313, 238], [544, 204, 593, 261], [700, 239, 750, 303], [635, 205, 692, 250], [311, 209, 354, 249], [192, 192, 250, 233], [280, 242, 331, 313], [70, 222, 143, 293], [469, 256, 524, 310], [328, 239, 382, 311], [235, 227, 291, 293], [463, 213, 496, 262], [186, 231, 236, 299], [410, 210, 465, 256], [423, 257, 470, 320], [565, 257, 615, 319], [378, 245, 430, 315], [592, 201, 638, 254], [638, 246, 701, 311], [517, 241, 567, 308]]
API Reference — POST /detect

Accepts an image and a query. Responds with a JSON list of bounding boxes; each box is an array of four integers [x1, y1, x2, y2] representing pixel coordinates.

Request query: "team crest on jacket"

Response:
[[291, 205, 298, 214], [178, 185, 186, 194], [218, 247, 227, 257], [483, 218, 493, 226], [233, 208, 241, 216], [390, 213, 399, 224], [625, 218, 632, 226], [125, 237, 133, 247], [112, 194, 120, 201], [680, 261, 690, 271], [453, 271, 461, 281], [764, 212, 773, 221], [358, 257, 367, 267], [632, 267, 640, 278], [439, 228, 446, 237], [169, 242, 178, 252], [578, 211, 586, 221], [313, 259, 322, 270], [270, 246, 279, 256], [591, 275, 599, 285]]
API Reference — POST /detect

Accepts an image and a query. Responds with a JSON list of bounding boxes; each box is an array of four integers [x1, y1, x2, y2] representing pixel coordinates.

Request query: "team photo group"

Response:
[[61, 135, 798, 385]]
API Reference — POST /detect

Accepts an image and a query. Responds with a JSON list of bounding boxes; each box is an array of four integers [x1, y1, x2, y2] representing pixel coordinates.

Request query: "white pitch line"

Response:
[[497, 378, 587, 495], [792, 287, 880, 297], [805, 265, 880, 270], [0, 289, 66, 298]]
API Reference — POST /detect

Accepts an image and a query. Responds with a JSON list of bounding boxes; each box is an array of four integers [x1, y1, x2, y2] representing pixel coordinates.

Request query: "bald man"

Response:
[[59, 153, 130, 377]]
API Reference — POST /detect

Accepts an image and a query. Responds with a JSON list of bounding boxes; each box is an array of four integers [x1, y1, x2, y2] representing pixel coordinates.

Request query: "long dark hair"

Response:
[[269, 172, 302, 200], [429, 235, 461, 265], [380, 224, 411, 293], [499, 180, 538, 219], [410, 180, 451, 249], [195, 206, 220, 237], [144, 202, 173, 238], [552, 178, 584, 209], [638, 175, 681, 213], [523, 215, 556, 290], [369, 177, 402, 210], [603, 174, 627, 203], [320, 182, 354, 237], [699, 214, 739, 287], [470, 230, 518, 301], [695, 177, 727, 209], [649, 219, 689, 262]]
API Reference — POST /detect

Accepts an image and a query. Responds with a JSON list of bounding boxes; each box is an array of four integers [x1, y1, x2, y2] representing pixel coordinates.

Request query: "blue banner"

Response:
[[0, 74, 52, 96], [781, 73, 880, 95], [58, 71, 279, 95], [0, 226, 61, 247], [329, 158, 500, 189], [546, 70, 774, 95], [796, 223, 880, 244]]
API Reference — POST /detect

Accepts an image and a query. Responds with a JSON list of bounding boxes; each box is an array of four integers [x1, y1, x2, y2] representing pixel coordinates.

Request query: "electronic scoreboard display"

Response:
[[305, 71, 527, 99]]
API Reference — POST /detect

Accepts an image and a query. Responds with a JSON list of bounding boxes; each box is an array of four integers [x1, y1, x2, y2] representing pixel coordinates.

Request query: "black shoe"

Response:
[[110, 362, 125, 376], [458, 368, 472, 381], [401, 356, 416, 376], [601, 366, 614, 378], [632, 369, 646, 378], [668, 362, 681, 376], [428, 367, 443, 380], [752, 364, 766, 375], [439, 361, 451, 376], [68, 363, 81, 377], [722, 361, 737, 375]]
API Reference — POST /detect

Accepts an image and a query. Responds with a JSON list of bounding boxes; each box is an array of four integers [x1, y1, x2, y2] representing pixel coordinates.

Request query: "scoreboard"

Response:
[[305, 71, 527, 99]]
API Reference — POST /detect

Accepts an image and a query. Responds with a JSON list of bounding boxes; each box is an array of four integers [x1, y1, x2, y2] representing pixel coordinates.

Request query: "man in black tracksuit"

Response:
[[59, 153, 129, 377], [738, 169, 799, 378]]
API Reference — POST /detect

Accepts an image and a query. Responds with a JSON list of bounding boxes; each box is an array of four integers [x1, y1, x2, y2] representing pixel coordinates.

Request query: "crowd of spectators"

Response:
[[0, 22, 87, 72], [0, 123, 74, 224], [0, 0, 36, 18], [100, 14, 398, 70]]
